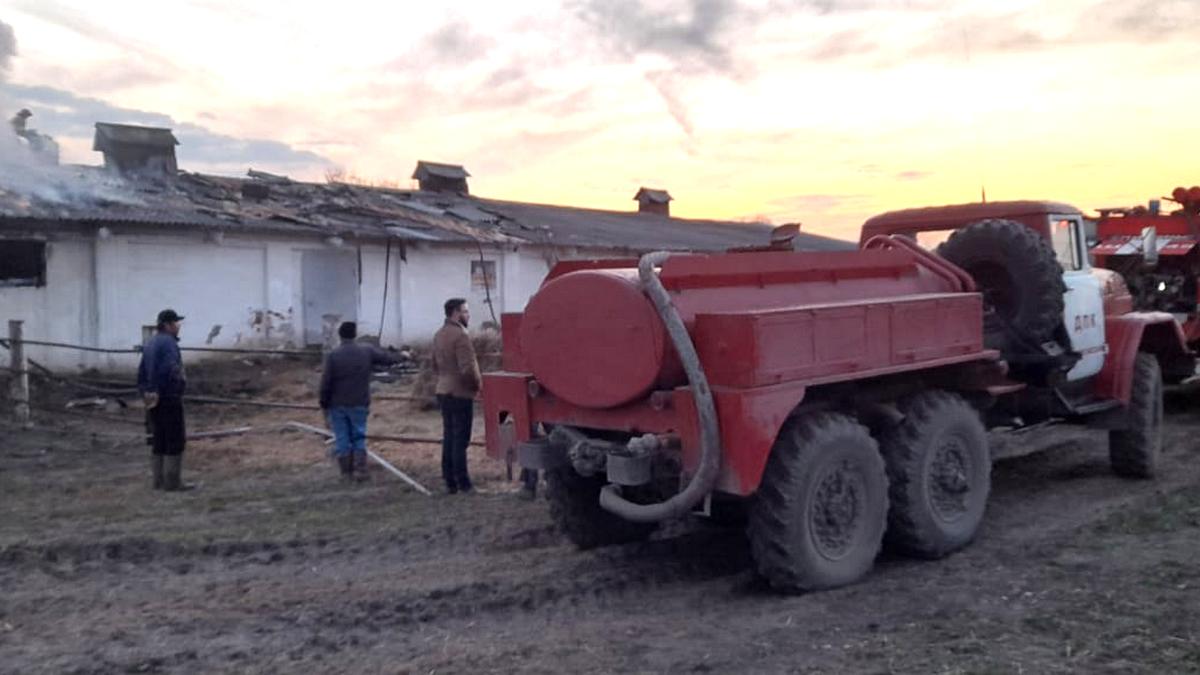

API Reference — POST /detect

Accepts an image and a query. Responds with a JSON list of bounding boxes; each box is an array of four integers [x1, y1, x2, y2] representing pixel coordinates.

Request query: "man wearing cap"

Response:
[[318, 321, 397, 481], [137, 309, 191, 491]]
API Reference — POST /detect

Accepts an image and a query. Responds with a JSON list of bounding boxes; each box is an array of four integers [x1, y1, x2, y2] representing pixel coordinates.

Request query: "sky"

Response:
[[1, 0, 1198, 239]]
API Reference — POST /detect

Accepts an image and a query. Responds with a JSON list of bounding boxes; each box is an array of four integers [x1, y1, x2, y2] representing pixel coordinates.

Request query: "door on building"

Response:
[[301, 249, 359, 347]]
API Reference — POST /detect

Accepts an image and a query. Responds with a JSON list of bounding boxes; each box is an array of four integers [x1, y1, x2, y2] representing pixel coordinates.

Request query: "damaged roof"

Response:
[[0, 166, 853, 252]]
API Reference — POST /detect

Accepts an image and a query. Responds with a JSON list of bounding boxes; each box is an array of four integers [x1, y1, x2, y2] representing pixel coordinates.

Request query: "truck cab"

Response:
[[860, 201, 1181, 396]]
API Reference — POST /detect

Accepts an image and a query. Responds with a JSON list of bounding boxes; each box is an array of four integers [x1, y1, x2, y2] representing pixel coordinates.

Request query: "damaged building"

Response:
[[0, 122, 851, 371]]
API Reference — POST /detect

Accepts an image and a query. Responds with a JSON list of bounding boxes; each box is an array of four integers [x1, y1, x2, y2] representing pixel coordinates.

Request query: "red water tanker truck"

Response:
[[482, 201, 1192, 593]]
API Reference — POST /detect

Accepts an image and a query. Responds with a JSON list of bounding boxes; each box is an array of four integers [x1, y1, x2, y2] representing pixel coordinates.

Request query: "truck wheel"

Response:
[[879, 391, 990, 559], [1109, 353, 1163, 479], [545, 466, 656, 549], [937, 219, 1065, 346], [748, 413, 888, 593]]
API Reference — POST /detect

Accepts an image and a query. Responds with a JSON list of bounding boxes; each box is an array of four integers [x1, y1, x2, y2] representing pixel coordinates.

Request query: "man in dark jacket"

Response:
[[432, 298, 481, 494], [319, 321, 396, 481], [137, 309, 190, 491]]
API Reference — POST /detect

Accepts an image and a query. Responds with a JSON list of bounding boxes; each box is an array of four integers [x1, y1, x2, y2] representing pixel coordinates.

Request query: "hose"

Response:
[[598, 251, 722, 522]]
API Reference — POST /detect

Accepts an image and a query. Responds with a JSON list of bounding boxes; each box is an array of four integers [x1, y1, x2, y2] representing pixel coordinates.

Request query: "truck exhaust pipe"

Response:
[[1142, 226, 1159, 268], [598, 251, 723, 523]]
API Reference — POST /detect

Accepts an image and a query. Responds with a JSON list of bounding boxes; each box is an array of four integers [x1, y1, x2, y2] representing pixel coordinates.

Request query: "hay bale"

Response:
[[410, 357, 439, 411], [473, 328, 503, 373]]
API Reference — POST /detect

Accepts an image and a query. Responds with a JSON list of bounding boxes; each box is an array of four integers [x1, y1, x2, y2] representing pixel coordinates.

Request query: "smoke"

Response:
[[0, 19, 140, 208], [644, 71, 694, 137], [0, 19, 14, 76]]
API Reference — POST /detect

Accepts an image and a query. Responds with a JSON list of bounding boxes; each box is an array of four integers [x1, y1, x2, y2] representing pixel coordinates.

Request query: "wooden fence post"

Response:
[[9, 320, 31, 427]]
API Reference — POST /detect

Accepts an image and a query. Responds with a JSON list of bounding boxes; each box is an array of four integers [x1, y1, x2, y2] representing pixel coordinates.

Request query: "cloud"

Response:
[[761, 192, 880, 238], [0, 19, 14, 76], [572, 0, 743, 73], [10, 0, 183, 79], [5, 83, 334, 175], [770, 193, 870, 211], [801, 0, 1200, 64], [420, 20, 495, 65], [1088, 0, 1200, 40], [466, 124, 609, 176], [912, 13, 1047, 57], [895, 170, 930, 180], [571, 0, 754, 137]]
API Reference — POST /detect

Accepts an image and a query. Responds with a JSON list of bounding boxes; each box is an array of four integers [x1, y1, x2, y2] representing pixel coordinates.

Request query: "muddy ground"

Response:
[[1, 362, 1199, 674]]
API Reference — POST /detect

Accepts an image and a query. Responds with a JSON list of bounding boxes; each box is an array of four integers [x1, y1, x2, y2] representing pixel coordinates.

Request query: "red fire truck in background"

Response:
[[1092, 186, 1200, 354]]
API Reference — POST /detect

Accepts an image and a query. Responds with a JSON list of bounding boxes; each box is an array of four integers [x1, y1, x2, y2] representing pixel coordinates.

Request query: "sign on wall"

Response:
[[471, 260, 496, 291]]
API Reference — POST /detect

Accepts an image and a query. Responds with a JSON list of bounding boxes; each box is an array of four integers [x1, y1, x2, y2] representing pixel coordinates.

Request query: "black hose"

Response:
[[598, 251, 722, 522]]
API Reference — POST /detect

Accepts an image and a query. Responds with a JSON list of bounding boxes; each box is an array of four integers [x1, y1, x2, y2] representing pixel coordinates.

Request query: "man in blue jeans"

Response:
[[319, 321, 396, 481]]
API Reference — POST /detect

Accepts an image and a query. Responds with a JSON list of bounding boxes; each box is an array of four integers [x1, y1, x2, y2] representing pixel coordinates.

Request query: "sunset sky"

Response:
[[1, 0, 1198, 239]]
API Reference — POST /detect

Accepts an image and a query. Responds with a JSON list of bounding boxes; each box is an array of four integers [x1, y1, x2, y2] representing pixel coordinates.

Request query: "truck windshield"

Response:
[[915, 230, 952, 249]]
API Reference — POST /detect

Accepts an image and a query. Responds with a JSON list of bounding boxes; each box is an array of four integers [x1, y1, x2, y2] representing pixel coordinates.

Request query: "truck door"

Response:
[[1051, 215, 1106, 380]]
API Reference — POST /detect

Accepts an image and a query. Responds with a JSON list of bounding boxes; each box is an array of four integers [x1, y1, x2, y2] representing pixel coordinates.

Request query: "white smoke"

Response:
[[0, 19, 13, 74], [0, 19, 140, 207]]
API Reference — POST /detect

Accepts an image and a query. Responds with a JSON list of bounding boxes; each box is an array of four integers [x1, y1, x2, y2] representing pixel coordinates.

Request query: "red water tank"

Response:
[[519, 248, 964, 410], [520, 270, 674, 410]]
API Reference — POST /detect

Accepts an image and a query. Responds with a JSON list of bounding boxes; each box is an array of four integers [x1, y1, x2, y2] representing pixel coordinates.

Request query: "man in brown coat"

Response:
[[433, 298, 481, 494]]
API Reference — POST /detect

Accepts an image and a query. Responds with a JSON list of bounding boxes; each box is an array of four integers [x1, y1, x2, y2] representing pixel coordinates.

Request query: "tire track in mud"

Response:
[[6, 400, 1200, 672], [268, 527, 752, 633], [0, 518, 559, 580]]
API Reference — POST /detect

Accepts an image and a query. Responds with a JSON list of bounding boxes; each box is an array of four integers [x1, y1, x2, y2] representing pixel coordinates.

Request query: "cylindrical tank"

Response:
[[520, 269, 672, 410], [520, 249, 966, 410]]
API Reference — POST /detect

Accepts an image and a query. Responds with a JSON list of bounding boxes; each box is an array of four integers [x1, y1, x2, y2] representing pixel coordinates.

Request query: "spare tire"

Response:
[[937, 219, 1065, 346]]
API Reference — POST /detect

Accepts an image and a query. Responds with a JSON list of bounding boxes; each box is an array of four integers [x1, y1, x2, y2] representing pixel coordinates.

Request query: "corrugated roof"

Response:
[[0, 166, 854, 252]]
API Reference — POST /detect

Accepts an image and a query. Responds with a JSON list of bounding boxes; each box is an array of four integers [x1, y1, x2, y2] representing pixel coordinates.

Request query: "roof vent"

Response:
[[412, 160, 469, 194], [92, 123, 179, 177], [634, 187, 672, 217]]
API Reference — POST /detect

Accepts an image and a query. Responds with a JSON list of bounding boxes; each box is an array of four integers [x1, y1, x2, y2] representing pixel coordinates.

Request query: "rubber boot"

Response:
[[353, 451, 368, 483], [151, 454, 165, 490], [163, 455, 195, 492], [337, 454, 353, 481]]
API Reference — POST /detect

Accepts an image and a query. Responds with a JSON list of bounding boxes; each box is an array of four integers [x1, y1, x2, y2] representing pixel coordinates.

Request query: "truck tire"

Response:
[[748, 413, 888, 593], [545, 466, 656, 549], [1109, 353, 1163, 479], [879, 391, 990, 559], [937, 219, 1065, 345]]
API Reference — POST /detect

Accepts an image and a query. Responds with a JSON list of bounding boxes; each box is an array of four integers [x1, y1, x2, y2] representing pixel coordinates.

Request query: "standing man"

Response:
[[433, 298, 481, 494], [319, 321, 396, 481], [137, 309, 190, 491]]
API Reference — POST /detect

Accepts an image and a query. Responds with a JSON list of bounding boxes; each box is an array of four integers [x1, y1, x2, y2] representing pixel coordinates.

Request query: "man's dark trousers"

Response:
[[148, 398, 186, 456], [438, 394, 473, 492]]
